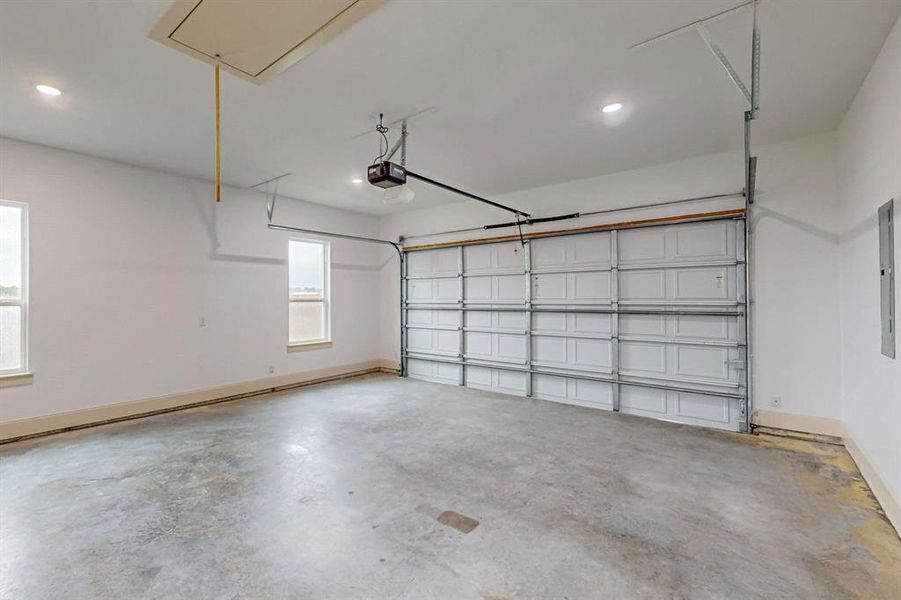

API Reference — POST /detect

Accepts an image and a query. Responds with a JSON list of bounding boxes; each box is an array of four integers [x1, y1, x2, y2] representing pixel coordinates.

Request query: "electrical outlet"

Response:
[[770, 395, 782, 408], [199, 317, 207, 328]]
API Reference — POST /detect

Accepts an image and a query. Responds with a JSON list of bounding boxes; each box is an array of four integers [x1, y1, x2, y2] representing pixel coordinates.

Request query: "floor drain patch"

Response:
[[437, 510, 479, 533]]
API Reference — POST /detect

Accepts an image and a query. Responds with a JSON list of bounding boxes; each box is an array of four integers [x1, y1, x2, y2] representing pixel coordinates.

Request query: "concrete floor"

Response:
[[1, 375, 898, 599]]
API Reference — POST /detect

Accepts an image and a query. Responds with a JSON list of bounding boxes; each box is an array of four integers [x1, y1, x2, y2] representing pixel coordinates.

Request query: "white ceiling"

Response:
[[1, 0, 898, 215]]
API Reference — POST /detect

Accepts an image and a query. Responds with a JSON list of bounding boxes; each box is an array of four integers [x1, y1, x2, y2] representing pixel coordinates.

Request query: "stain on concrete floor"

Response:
[[1, 374, 898, 599], [438, 510, 480, 534]]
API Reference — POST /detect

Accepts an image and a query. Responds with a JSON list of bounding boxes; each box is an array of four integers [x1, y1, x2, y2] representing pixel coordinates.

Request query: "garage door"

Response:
[[402, 215, 748, 432]]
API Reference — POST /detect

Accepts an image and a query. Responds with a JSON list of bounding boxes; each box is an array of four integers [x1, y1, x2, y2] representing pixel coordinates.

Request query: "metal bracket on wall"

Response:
[[630, 0, 760, 118], [251, 173, 292, 222], [696, 23, 752, 108], [384, 119, 408, 166]]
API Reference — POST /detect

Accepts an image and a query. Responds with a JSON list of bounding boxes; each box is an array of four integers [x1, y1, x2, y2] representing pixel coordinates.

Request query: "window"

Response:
[[288, 239, 330, 346], [0, 200, 28, 375]]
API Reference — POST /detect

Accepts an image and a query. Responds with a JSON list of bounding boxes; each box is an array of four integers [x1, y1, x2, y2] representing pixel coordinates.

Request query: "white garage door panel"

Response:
[[532, 272, 612, 303], [532, 336, 612, 371], [407, 328, 460, 356], [573, 312, 612, 334], [675, 392, 731, 424], [408, 359, 460, 385], [573, 338, 612, 370], [620, 314, 738, 343], [620, 341, 667, 375], [620, 340, 740, 386], [533, 374, 613, 410], [675, 345, 730, 380], [619, 387, 738, 429], [407, 309, 461, 328], [620, 228, 666, 262], [531, 238, 567, 268], [532, 335, 566, 363], [673, 221, 734, 260], [464, 332, 527, 363], [465, 310, 527, 330], [533, 312, 612, 336], [619, 266, 737, 303], [619, 271, 665, 301], [407, 247, 458, 277], [620, 386, 668, 415], [465, 275, 526, 304], [464, 242, 524, 274], [573, 272, 611, 300], [619, 313, 666, 336], [532, 273, 566, 300], [673, 314, 735, 341], [531, 233, 611, 271], [674, 267, 734, 300], [408, 278, 461, 303], [466, 366, 527, 395], [619, 221, 736, 266]]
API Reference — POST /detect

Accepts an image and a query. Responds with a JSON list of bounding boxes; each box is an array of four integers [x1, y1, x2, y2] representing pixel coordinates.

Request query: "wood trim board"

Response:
[[401, 209, 746, 252]]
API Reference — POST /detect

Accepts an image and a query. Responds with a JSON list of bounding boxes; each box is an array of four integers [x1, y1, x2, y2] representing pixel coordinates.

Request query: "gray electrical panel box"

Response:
[[879, 198, 895, 358]]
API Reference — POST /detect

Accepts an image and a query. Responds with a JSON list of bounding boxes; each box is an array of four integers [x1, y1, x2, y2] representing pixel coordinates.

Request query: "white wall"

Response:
[[0, 138, 382, 424], [836, 18, 901, 505], [379, 132, 845, 422]]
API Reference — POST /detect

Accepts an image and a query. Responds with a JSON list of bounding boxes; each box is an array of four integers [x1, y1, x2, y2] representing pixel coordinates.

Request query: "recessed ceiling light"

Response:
[[602, 103, 623, 113], [351, 178, 363, 184], [36, 84, 62, 96]]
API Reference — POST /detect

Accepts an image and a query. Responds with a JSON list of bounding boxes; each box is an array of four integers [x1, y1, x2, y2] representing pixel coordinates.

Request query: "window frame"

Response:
[[0, 199, 28, 377], [287, 238, 331, 348]]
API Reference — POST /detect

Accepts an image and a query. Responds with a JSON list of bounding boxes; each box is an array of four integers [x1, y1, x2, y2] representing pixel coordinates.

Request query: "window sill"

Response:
[[0, 372, 33, 387], [287, 341, 333, 352]]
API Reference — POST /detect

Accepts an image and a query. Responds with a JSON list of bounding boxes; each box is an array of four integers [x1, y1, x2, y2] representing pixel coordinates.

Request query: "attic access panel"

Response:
[[148, 0, 385, 84]]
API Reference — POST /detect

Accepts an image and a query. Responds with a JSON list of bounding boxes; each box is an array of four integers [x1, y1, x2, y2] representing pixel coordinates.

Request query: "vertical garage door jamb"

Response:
[[524, 240, 533, 397], [400, 252, 407, 377], [611, 230, 621, 412], [458, 245, 466, 386], [737, 217, 750, 433]]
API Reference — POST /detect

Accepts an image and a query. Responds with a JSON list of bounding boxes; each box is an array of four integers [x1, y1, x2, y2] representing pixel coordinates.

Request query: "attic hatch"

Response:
[[148, 0, 385, 84]]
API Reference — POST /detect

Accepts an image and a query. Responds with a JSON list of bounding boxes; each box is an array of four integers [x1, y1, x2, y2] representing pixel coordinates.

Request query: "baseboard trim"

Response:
[[842, 426, 901, 536], [0, 360, 396, 444], [377, 359, 401, 372], [752, 425, 843, 446], [751, 409, 844, 437]]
